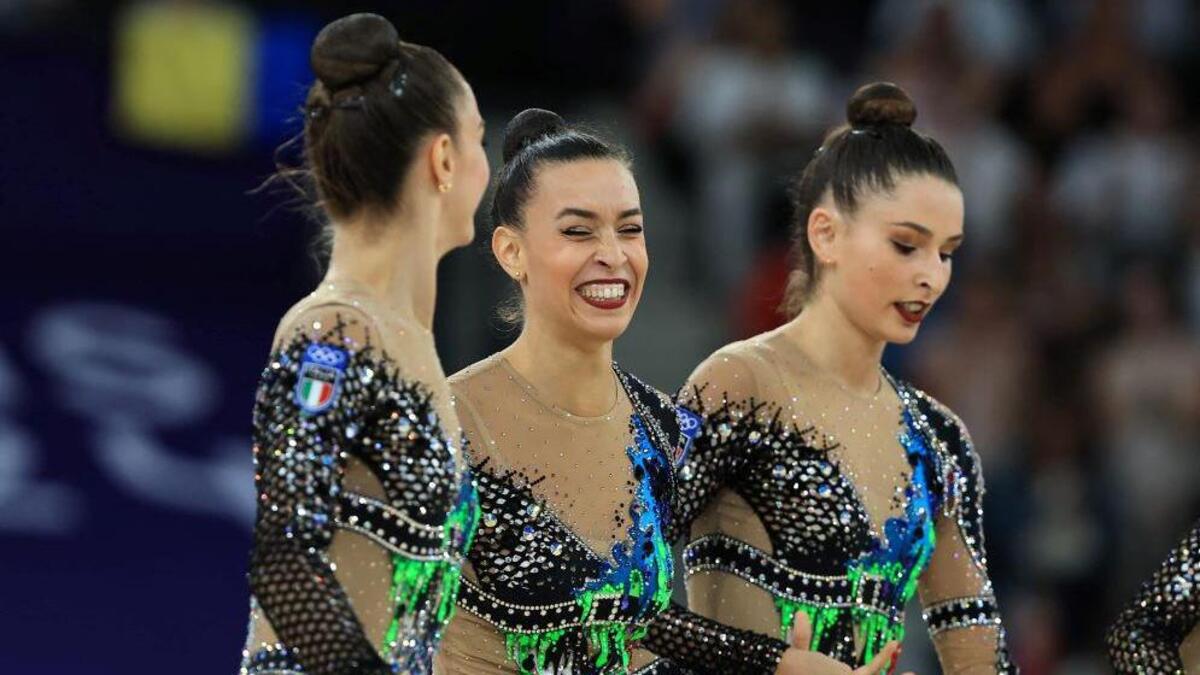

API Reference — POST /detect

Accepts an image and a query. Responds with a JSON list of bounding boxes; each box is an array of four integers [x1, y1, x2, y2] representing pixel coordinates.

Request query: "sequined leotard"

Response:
[[241, 283, 478, 675], [436, 354, 789, 674], [673, 328, 1015, 673], [1107, 519, 1200, 673]]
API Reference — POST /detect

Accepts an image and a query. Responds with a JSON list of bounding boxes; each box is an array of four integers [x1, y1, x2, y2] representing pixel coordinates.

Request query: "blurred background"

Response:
[[4, 0, 1199, 672]]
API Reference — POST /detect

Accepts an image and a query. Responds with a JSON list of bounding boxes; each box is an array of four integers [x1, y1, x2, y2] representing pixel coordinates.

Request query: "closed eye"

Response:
[[892, 241, 916, 255], [562, 227, 591, 237], [619, 223, 644, 235]]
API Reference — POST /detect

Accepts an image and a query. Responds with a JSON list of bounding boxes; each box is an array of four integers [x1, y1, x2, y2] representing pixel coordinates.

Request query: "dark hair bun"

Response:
[[311, 13, 401, 91], [846, 82, 917, 129], [502, 108, 567, 162]]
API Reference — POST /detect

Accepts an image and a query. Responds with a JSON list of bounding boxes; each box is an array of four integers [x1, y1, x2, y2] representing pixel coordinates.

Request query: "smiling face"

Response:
[[815, 173, 964, 344], [495, 158, 647, 346]]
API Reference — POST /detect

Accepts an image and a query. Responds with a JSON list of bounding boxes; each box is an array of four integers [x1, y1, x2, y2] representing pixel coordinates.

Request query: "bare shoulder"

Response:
[[273, 301, 383, 354], [679, 338, 763, 408], [447, 353, 505, 401]]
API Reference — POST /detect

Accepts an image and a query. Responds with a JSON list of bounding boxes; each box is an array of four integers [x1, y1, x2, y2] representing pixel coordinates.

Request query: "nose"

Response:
[[594, 230, 627, 268], [916, 254, 949, 298]]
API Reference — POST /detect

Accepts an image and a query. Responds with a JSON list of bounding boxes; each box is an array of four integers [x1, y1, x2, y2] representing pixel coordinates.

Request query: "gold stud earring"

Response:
[[438, 182, 452, 193], [513, 271, 523, 281]]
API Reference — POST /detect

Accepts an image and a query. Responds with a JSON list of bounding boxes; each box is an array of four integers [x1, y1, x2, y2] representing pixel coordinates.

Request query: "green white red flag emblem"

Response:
[[295, 343, 348, 414]]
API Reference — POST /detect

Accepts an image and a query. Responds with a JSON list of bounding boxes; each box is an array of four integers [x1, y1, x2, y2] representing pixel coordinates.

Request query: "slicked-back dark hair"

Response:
[[289, 13, 464, 220], [489, 108, 629, 231], [782, 82, 959, 316], [488, 108, 631, 325]]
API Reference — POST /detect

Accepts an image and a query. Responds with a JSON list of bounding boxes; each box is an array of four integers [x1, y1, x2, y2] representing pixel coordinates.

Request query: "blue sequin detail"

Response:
[[855, 409, 940, 606], [579, 415, 674, 618]]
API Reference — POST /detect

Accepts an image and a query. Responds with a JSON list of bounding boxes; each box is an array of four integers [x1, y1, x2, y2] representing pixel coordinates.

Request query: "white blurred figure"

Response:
[[671, 0, 832, 294], [1094, 264, 1200, 578], [1050, 71, 1192, 254], [870, 0, 1038, 74]]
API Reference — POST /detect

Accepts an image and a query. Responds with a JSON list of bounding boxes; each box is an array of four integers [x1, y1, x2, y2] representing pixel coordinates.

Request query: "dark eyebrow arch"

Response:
[[556, 207, 597, 220], [555, 207, 643, 220], [891, 220, 963, 243]]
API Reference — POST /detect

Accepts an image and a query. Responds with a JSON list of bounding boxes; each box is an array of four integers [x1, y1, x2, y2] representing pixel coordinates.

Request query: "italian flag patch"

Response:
[[295, 343, 348, 414]]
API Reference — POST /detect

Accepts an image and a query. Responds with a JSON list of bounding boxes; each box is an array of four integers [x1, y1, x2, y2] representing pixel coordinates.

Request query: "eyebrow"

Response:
[[890, 220, 964, 244], [555, 207, 643, 220]]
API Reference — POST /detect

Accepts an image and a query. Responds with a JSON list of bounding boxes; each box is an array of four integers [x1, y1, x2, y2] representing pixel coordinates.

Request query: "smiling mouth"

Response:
[[894, 301, 930, 324], [576, 280, 630, 309]]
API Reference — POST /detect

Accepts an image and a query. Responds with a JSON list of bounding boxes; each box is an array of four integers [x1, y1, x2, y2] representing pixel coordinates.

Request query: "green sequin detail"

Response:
[[381, 480, 480, 657]]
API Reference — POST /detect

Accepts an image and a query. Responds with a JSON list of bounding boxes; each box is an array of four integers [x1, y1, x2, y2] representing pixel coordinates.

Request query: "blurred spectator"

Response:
[[1187, 197, 1200, 333], [664, 0, 832, 295], [1045, 0, 1197, 63], [870, 0, 1039, 75], [1093, 262, 1200, 577], [1021, 398, 1116, 668], [1050, 68, 1193, 257]]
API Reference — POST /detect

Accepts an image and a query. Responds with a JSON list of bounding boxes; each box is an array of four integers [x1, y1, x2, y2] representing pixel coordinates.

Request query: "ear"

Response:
[[807, 205, 840, 267], [492, 225, 525, 280], [428, 132, 455, 191]]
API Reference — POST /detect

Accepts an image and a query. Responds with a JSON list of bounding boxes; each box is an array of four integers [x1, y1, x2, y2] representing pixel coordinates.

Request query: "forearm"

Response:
[[643, 602, 787, 674]]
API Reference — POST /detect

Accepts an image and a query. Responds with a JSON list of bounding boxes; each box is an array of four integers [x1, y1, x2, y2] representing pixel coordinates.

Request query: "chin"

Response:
[[575, 315, 632, 344], [881, 324, 921, 345], [589, 323, 630, 343]]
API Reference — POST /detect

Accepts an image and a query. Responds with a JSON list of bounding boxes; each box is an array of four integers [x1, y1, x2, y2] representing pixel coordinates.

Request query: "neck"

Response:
[[324, 205, 440, 330], [781, 291, 886, 395], [504, 314, 615, 417]]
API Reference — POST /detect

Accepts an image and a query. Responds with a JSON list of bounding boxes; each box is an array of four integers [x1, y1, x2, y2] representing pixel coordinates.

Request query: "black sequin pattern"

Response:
[[922, 596, 1004, 635], [673, 380, 1016, 671], [466, 458, 616, 609], [624, 368, 790, 674], [643, 604, 793, 674], [1107, 519, 1200, 673], [243, 316, 471, 675], [459, 364, 787, 674]]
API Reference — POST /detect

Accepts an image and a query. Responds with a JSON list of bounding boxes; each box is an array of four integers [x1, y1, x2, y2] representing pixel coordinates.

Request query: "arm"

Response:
[[915, 397, 1017, 674], [1107, 520, 1200, 673], [248, 307, 402, 674], [642, 602, 788, 674], [667, 352, 765, 543], [643, 353, 793, 672]]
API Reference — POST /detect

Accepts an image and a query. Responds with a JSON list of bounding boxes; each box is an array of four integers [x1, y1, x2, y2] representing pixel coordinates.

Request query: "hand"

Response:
[[773, 613, 914, 675]]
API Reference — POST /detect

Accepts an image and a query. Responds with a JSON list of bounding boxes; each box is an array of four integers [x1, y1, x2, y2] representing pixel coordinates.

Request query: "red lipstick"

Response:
[[894, 302, 929, 325]]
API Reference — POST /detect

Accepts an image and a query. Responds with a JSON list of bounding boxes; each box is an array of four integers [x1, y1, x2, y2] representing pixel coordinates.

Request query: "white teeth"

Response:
[[579, 283, 626, 300], [900, 302, 926, 313]]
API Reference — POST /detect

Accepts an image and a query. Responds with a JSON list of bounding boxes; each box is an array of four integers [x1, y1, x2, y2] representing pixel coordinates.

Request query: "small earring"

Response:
[[513, 271, 523, 281], [438, 182, 452, 193]]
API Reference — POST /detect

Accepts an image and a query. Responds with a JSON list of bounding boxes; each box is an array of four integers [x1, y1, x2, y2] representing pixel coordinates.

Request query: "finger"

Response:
[[853, 641, 899, 675], [790, 612, 813, 650]]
